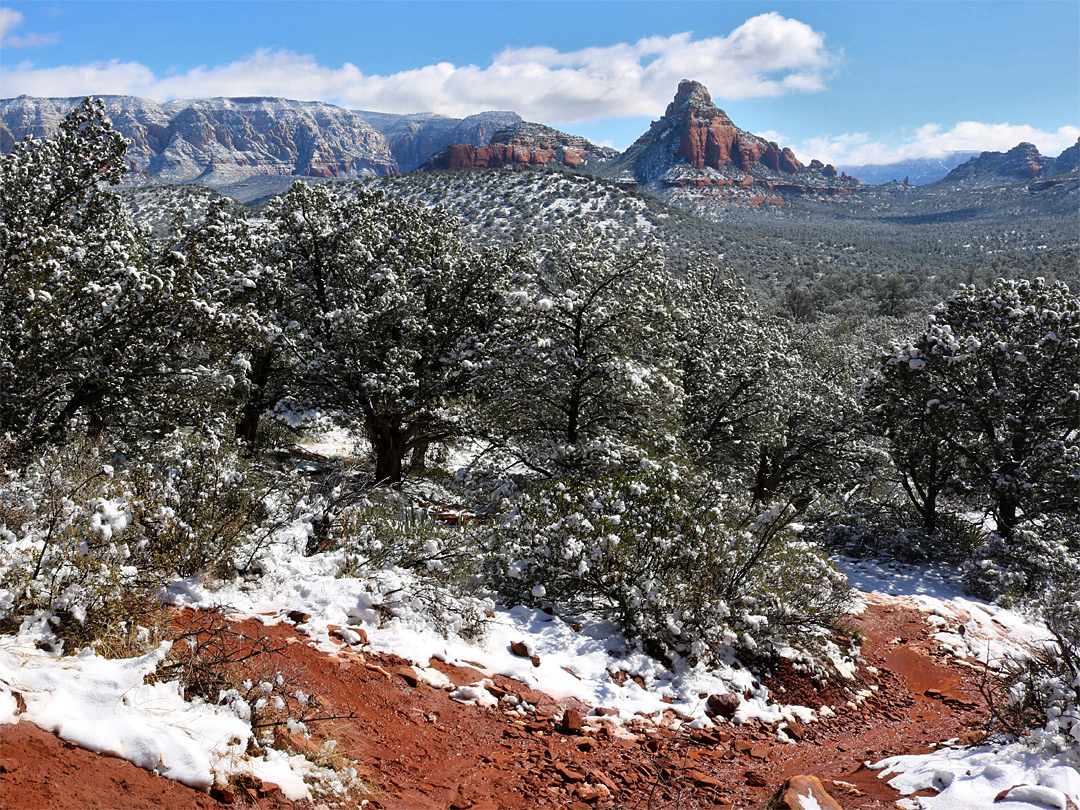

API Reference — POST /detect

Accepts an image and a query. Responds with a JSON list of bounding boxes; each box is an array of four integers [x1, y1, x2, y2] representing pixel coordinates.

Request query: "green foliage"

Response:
[[676, 258, 867, 504], [863, 278, 1080, 548], [486, 465, 852, 668], [479, 228, 681, 476], [262, 182, 510, 483], [802, 501, 985, 564], [0, 431, 292, 652], [0, 100, 252, 448]]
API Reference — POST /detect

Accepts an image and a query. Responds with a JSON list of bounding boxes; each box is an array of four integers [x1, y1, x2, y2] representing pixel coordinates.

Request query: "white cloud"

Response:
[[0, 13, 835, 121], [0, 7, 59, 47], [798, 122, 1080, 166]]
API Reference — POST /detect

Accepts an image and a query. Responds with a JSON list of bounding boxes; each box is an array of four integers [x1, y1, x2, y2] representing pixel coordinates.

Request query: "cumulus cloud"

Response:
[[798, 122, 1080, 166], [0, 7, 59, 47], [0, 13, 836, 120]]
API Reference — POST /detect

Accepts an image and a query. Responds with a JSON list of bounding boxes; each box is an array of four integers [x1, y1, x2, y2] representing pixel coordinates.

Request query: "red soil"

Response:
[[0, 598, 990, 809]]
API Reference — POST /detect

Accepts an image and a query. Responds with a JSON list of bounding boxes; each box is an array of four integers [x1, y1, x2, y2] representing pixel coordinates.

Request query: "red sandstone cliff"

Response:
[[597, 80, 859, 200], [423, 122, 617, 172]]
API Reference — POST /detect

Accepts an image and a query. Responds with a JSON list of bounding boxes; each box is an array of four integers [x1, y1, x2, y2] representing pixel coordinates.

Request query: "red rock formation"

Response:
[[604, 81, 860, 204], [424, 121, 615, 172]]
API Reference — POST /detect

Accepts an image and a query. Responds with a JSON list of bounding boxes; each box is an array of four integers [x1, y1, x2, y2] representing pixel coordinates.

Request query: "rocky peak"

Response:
[[1000, 142, 1046, 178], [940, 141, 1066, 188], [666, 79, 719, 116], [1046, 137, 1080, 175], [596, 80, 857, 203]]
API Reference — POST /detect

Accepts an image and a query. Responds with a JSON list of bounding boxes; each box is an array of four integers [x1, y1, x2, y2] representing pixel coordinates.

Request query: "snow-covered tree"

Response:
[[675, 260, 783, 478], [480, 229, 681, 476], [172, 199, 292, 446], [676, 259, 862, 506], [263, 183, 508, 483], [864, 278, 1080, 541], [0, 99, 237, 447]]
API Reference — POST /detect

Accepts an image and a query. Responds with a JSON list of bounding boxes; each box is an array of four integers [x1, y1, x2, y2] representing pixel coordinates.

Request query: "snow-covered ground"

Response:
[[1, 523, 1076, 807], [836, 557, 1079, 810], [167, 519, 820, 731]]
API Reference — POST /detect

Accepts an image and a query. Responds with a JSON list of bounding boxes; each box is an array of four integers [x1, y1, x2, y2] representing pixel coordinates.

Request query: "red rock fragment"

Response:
[[707, 692, 740, 717], [562, 709, 584, 734], [209, 785, 235, 803], [684, 768, 723, 789], [587, 769, 618, 792], [555, 762, 587, 783], [391, 665, 419, 688], [509, 640, 530, 658], [746, 770, 769, 787], [764, 775, 843, 810]]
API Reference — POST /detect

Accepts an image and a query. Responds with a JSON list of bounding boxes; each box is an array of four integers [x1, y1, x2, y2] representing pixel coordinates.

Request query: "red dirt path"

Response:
[[0, 598, 989, 810]]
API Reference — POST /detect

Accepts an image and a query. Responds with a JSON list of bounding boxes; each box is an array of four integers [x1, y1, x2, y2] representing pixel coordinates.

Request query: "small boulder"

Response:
[[561, 709, 584, 734], [745, 770, 769, 787], [707, 692, 740, 717], [764, 775, 844, 810]]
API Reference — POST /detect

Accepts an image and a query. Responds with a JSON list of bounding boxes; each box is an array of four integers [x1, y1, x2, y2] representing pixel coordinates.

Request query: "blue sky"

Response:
[[1, 1, 1077, 165]]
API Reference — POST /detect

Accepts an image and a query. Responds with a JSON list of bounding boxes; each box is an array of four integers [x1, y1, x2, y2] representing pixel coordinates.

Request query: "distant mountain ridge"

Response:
[[836, 152, 980, 186], [938, 139, 1080, 188], [353, 109, 523, 171], [4, 89, 1076, 215], [0, 95, 397, 187]]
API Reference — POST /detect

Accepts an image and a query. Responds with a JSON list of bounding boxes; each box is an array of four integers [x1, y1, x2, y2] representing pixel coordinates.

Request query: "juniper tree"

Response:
[[263, 183, 508, 484], [0, 99, 238, 447], [863, 278, 1080, 541], [676, 259, 862, 506], [481, 229, 681, 476]]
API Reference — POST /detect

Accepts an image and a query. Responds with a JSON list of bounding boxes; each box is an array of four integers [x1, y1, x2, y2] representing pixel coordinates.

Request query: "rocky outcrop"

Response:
[[0, 95, 397, 187], [422, 121, 617, 172], [940, 139, 1080, 188], [1045, 137, 1080, 176], [355, 110, 523, 171], [596, 80, 858, 200]]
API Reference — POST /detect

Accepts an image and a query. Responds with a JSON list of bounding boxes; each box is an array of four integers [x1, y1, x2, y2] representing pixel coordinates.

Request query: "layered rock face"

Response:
[[422, 121, 618, 172], [0, 95, 398, 186], [599, 80, 858, 199], [941, 138, 1080, 188], [355, 110, 523, 171]]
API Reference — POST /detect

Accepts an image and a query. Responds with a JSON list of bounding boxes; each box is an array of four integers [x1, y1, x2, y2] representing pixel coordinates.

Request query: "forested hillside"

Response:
[[2, 99, 1077, 810]]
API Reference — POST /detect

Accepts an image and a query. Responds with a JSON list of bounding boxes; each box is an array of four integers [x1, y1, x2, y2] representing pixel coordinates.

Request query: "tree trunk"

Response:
[[409, 440, 430, 472], [235, 347, 274, 448], [566, 387, 581, 446], [367, 414, 407, 486]]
